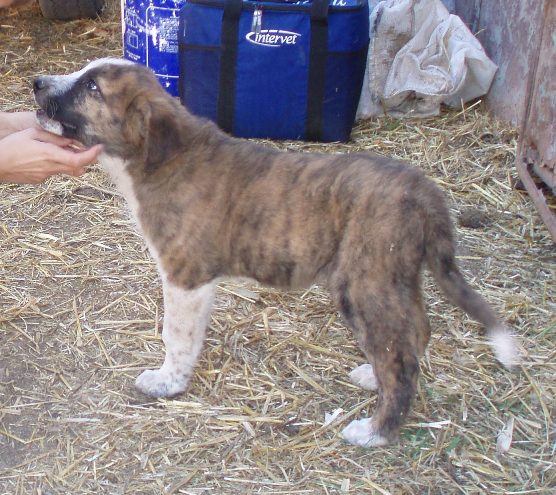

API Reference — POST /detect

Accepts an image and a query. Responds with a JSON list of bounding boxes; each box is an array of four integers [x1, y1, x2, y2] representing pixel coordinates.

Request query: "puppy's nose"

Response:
[[33, 77, 48, 92]]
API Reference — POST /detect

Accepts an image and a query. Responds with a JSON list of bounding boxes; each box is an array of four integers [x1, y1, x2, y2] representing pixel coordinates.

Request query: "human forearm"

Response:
[[0, 111, 37, 139]]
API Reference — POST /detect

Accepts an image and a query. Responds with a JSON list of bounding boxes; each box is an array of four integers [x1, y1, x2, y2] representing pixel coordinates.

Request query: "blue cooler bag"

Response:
[[178, 0, 369, 142]]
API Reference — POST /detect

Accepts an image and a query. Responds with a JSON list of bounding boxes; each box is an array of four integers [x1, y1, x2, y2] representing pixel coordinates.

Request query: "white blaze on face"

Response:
[[42, 58, 136, 97]]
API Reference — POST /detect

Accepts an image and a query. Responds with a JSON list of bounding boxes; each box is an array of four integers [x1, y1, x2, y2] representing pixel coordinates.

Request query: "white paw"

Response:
[[341, 418, 389, 447], [349, 363, 379, 391], [135, 369, 188, 398]]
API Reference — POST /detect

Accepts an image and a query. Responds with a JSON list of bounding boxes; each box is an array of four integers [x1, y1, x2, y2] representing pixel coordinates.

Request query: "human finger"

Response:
[[29, 128, 74, 147], [48, 143, 103, 169]]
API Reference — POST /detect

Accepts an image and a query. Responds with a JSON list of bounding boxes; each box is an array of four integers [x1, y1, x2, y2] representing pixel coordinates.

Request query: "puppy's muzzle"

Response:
[[33, 76, 68, 136], [33, 77, 53, 113]]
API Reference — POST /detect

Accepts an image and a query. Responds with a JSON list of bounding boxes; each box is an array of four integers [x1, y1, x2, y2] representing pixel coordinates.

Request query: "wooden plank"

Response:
[[521, 0, 556, 192], [456, 0, 545, 126]]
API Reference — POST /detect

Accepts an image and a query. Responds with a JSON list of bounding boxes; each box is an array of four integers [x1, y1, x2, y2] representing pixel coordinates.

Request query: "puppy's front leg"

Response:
[[135, 280, 215, 398]]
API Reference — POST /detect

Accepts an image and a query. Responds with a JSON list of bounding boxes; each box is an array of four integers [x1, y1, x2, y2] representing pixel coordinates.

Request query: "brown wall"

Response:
[[455, 0, 555, 191], [455, 0, 547, 127]]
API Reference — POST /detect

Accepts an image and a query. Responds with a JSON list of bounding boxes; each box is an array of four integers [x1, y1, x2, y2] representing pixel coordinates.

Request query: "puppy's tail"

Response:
[[423, 192, 519, 368]]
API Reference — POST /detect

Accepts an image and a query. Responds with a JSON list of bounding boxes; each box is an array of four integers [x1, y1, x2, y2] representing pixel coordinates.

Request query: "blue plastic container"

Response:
[[178, 0, 369, 142], [122, 0, 187, 96]]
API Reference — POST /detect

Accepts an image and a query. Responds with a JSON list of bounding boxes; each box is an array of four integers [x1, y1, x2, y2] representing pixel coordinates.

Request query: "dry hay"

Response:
[[0, 2, 555, 494]]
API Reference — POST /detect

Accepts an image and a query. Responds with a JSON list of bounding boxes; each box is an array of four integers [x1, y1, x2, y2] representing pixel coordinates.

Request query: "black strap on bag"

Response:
[[218, 0, 330, 139], [218, 0, 243, 133], [305, 0, 329, 141]]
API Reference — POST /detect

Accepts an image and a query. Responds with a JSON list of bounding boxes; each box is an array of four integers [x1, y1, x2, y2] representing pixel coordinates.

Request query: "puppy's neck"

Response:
[[98, 153, 140, 221]]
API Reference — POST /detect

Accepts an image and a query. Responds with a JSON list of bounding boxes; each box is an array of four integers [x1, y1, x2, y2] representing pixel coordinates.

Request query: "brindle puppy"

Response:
[[34, 59, 518, 447]]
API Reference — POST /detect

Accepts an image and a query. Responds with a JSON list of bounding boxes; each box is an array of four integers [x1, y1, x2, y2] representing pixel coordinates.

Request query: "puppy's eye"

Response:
[[86, 79, 99, 91]]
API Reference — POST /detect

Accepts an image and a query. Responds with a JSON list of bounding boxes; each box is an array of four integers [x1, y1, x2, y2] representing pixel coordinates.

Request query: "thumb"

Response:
[[73, 144, 104, 166]]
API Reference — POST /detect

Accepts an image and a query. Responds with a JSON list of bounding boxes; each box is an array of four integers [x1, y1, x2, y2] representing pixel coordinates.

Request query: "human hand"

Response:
[[0, 127, 103, 184]]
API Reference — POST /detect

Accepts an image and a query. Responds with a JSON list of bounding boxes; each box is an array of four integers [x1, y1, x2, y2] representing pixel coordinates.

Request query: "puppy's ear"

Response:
[[124, 93, 183, 172]]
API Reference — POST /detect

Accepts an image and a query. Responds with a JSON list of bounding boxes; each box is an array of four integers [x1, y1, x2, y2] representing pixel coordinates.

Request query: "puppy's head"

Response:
[[34, 58, 184, 171]]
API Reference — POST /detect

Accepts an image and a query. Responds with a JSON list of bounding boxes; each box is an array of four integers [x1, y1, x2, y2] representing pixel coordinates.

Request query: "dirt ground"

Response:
[[0, 1, 555, 494]]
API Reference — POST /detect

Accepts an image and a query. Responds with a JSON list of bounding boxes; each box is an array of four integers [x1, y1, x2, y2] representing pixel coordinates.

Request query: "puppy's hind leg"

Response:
[[135, 280, 215, 398], [334, 281, 425, 447], [341, 343, 420, 447]]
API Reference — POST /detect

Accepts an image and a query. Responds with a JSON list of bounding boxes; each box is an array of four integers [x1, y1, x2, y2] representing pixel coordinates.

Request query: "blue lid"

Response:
[[186, 0, 367, 12]]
